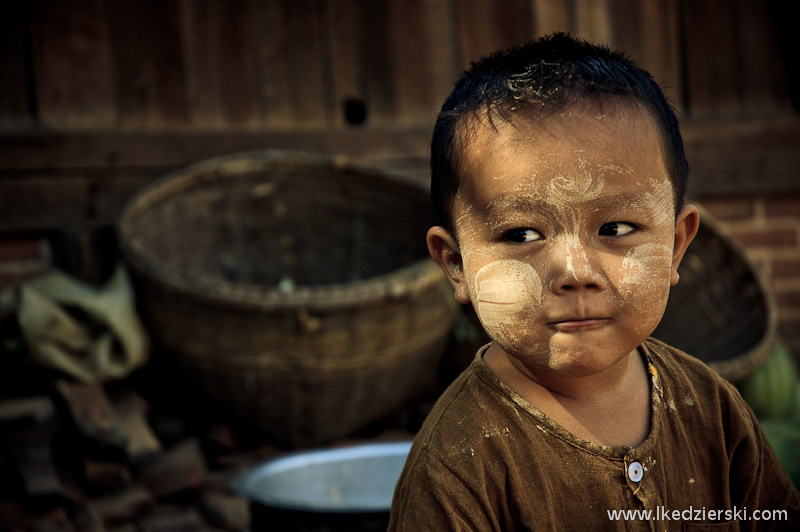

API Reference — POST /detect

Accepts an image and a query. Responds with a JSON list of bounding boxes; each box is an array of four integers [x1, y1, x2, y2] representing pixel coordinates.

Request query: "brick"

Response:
[[0, 238, 50, 261], [56, 381, 126, 448], [777, 318, 800, 362], [765, 195, 800, 217], [92, 486, 153, 523], [772, 257, 800, 278], [698, 197, 756, 220], [0, 272, 44, 292], [0, 396, 55, 423], [0, 238, 52, 295], [110, 389, 161, 465], [136, 507, 205, 532], [2, 424, 61, 498], [200, 492, 250, 531], [84, 459, 132, 491], [73, 503, 105, 532], [105, 526, 137, 532], [774, 287, 800, 307], [26, 507, 75, 532], [137, 439, 207, 498], [731, 227, 797, 249]]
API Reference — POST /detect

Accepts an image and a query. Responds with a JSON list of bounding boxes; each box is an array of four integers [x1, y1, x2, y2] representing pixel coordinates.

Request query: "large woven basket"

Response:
[[118, 150, 453, 448], [653, 204, 777, 382]]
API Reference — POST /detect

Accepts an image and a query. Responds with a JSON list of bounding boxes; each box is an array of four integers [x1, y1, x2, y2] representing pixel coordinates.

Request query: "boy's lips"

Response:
[[548, 317, 610, 332]]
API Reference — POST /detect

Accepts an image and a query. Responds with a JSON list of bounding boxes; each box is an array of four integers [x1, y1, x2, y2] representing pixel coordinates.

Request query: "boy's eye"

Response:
[[503, 228, 544, 243], [599, 222, 636, 237]]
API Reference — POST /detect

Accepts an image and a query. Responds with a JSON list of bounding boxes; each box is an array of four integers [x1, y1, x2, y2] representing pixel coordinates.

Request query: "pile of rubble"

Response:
[[0, 349, 420, 532], [0, 369, 276, 532]]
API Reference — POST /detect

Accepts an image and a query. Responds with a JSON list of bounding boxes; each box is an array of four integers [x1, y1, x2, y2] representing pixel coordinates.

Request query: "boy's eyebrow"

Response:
[[485, 194, 549, 213], [484, 191, 670, 213]]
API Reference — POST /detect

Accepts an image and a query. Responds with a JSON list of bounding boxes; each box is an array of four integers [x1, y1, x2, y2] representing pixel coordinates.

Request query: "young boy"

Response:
[[389, 33, 800, 531]]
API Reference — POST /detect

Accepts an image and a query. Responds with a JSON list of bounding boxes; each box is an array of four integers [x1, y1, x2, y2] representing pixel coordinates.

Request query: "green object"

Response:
[[738, 342, 800, 420], [792, 387, 800, 420], [758, 418, 800, 489]]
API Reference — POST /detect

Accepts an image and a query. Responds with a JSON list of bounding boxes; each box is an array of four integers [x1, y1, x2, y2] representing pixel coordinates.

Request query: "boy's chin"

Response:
[[499, 339, 639, 380]]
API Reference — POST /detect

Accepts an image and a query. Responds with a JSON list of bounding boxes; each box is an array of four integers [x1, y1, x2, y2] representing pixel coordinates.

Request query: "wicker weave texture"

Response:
[[119, 151, 453, 447]]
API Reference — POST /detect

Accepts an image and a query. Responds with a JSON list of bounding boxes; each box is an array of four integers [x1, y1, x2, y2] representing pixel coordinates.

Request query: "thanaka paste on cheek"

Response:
[[618, 242, 673, 334], [615, 178, 677, 334], [473, 259, 543, 346]]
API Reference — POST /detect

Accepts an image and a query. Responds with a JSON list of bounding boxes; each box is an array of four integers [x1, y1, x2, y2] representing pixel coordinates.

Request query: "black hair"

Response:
[[431, 32, 689, 232]]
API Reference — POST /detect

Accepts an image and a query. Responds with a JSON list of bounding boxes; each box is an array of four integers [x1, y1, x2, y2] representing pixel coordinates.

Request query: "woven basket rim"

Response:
[[118, 149, 445, 311], [688, 201, 779, 382]]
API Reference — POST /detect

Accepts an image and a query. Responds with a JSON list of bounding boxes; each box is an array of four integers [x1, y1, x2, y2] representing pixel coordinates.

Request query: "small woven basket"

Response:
[[118, 150, 453, 447], [653, 204, 777, 382]]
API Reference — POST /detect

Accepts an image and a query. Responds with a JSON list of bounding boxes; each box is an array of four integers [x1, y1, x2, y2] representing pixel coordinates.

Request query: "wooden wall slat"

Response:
[[217, 0, 260, 127], [106, 0, 157, 128], [495, 0, 535, 48], [575, 0, 612, 44], [2, 118, 800, 232], [454, 0, 535, 69], [0, 2, 34, 129], [1, 0, 797, 129], [735, 0, 793, 116], [30, 0, 115, 128], [325, 0, 367, 126], [639, 0, 682, 111], [388, 0, 434, 123], [772, 1, 800, 112], [106, 0, 186, 128], [681, 0, 741, 118], [610, 0, 642, 58], [454, 0, 502, 67], [609, 0, 682, 112], [179, 0, 225, 128], [422, 0, 460, 112], [532, 0, 572, 35], [251, 0, 293, 126], [360, 0, 397, 124], [144, 0, 187, 127], [281, 0, 334, 125], [0, 173, 157, 231], [0, 127, 434, 171]]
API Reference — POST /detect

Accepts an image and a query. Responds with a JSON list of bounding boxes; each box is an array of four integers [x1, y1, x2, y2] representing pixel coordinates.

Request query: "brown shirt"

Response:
[[389, 338, 800, 531]]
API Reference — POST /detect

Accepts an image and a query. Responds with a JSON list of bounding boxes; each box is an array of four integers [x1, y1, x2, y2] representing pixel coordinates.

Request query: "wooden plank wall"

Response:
[[3, 0, 795, 132], [0, 0, 797, 238]]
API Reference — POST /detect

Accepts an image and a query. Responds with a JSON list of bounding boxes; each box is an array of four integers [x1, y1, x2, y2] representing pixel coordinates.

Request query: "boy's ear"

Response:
[[670, 204, 700, 287], [427, 226, 471, 304]]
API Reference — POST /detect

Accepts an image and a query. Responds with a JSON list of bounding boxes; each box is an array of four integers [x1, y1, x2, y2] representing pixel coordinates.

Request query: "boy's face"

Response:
[[428, 104, 698, 380]]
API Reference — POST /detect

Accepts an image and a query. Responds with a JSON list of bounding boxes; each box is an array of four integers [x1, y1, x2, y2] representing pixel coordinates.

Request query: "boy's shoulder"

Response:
[[412, 344, 513, 444], [410, 343, 616, 464], [641, 336, 744, 399], [641, 337, 760, 439], [409, 344, 539, 462]]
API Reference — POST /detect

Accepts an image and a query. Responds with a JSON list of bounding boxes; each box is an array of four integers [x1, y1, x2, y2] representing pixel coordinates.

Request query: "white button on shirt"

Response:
[[628, 461, 644, 482]]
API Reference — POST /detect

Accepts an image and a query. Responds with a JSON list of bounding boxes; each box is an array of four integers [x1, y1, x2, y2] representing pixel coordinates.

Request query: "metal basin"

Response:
[[232, 441, 412, 531]]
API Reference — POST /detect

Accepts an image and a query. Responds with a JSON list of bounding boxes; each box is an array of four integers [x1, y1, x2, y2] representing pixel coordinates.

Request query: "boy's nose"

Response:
[[547, 235, 606, 294]]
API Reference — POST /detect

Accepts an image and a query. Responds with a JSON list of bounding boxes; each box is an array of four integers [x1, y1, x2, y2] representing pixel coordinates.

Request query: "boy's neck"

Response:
[[484, 344, 651, 448]]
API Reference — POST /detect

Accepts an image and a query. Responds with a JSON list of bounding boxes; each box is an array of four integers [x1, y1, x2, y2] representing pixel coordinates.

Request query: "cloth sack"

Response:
[[8, 265, 149, 383]]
